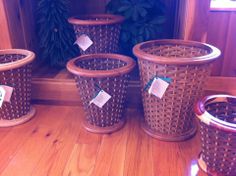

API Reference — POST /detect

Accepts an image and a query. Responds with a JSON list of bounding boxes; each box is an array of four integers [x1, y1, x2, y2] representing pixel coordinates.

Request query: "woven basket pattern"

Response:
[[136, 42, 215, 139], [139, 59, 211, 134], [74, 58, 129, 127], [72, 17, 121, 54], [141, 44, 209, 58], [0, 54, 32, 120], [200, 101, 236, 176]]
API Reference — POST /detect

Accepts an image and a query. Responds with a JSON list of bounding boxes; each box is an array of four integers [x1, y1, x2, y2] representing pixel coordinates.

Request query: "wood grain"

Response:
[[0, 1, 12, 49], [3, 0, 25, 48], [17, 0, 38, 52], [0, 105, 207, 176], [31, 73, 236, 107], [177, 0, 236, 76], [0, 0, 38, 52], [206, 12, 230, 75], [221, 13, 236, 76], [0, 105, 51, 174]]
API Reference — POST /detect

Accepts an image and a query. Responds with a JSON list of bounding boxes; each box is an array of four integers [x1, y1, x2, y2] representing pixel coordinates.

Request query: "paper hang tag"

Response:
[[0, 87, 6, 107], [74, 34, 93, 51], [148, 78, 170, 99], [1, 86, 14, 102], [89, 90, 111, 108]]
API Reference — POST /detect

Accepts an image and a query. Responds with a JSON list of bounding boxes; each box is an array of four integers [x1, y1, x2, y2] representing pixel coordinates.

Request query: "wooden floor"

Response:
[[0, 105, 207, 176]]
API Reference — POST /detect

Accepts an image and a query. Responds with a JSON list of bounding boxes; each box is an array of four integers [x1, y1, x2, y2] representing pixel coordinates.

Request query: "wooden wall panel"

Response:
[[160, 0, 178, 38], [0, 1, 12, 49], [206, 12, 230, 75], [174, 0, 185, 38], [221, 13, 236, 76], [3, 0, 26, 48], [31, 76, 236, 106], [18, 0, 38, 52], [0, 0, 37, 51], [178, 0, 236, 77], [186, 0, 210, 42]]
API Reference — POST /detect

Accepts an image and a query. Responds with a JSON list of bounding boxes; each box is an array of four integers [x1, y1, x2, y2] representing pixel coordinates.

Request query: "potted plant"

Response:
[[36, 0, 79, 68], [107, 0, 166, 56]]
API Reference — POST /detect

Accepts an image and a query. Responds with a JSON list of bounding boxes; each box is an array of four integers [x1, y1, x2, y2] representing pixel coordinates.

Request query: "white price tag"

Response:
[[0, 87, 6, 107], [148, 78, 169, 99], [1, 86, 14, 102], [90, 90, 111, 108], [74, 34, 93, 51]]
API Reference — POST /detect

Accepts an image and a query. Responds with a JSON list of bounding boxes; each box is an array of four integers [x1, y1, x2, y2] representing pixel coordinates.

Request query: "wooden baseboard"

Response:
[[32, 76, 236, 106]]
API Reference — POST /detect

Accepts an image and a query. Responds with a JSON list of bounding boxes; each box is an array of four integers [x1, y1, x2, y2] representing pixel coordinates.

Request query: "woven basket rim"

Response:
[[133, 39, 221, 65], [68, 14, 125, 26], [67, 53, 136, 78], [195, 94, 236, 132], [0, 49, 35, 71]]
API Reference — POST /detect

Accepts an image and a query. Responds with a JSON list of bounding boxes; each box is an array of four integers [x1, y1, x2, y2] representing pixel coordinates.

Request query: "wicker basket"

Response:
[[0, 49, 36, 127], [133, 39, 221, 141], [67, 53, 135, 133], [68, 14, 124, 55], [195, 95, 236, 176]]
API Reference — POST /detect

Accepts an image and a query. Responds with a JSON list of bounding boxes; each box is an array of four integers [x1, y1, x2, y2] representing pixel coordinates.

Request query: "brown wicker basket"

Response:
[[195, 95, 236, 176], [0, 49, 36, 127], [133, 39, 221, 141], [68, 14, 124, 55], [67, 53, 135, 134]]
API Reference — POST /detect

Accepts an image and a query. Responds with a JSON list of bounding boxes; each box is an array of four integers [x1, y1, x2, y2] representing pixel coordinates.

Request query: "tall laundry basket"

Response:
[[133, 39, 220, 141], [67, 53, 135, 134], [195, 95, 236, 176], [0, 49, 36, 127], [68, 14, 124, 55]]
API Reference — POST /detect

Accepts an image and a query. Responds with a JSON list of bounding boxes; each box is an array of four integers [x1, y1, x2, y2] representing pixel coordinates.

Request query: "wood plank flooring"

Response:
[[0, 105, 207, 176]]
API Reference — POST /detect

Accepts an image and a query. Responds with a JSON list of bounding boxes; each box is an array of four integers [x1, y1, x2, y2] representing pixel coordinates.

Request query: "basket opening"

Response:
[[206, 101, 236, 124], [74, 58, 128, 71], [0, 54, 25, 64], [75, 16, 113, 22], [140, 43, 211, 58]]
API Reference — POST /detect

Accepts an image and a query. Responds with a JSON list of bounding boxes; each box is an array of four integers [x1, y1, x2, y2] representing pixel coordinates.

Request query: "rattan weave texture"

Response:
[[69, 14, 124, 55], [67, 54, 135, 133], [195, 95, 236, 176], [0, 50, 35, 125], [133, 39, 220, 141]]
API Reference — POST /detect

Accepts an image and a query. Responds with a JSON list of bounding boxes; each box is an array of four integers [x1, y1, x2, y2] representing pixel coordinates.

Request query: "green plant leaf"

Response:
[[139, 2, 152, 9], [118, 5, 131, 12], [150, 16, 166, 25], [136, 6, 147, 17], [132, 6, 139, 21], [123, 8, 133, 19], [107, 0, 166, 57]]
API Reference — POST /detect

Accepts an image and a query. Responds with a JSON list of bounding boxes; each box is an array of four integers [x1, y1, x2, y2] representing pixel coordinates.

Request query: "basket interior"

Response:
[[205, 99, 236, 124], [75, 58, 127, 71], [75, 16, 113, 22], [0, 54, 25, 64], [140, 42, 211, 58]]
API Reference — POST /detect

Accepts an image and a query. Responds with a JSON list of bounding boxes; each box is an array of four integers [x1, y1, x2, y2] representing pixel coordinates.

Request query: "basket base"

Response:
[[0, 107, 36, 127], [198, 154, 225, 176], [141, 121, 197, 142], [83, 119, 126, 134]]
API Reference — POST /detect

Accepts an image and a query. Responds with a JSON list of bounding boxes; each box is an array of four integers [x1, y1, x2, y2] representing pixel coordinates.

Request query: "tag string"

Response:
[[94, 83, 102, 90], [143, 77, 156, 91], [91, 83, 103, 100]]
